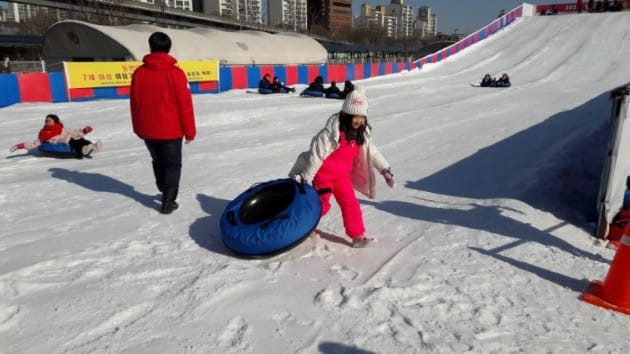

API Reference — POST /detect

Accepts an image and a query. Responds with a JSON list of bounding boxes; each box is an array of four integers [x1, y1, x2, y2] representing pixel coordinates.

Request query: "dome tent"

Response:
[[42, 20, 327, 70]]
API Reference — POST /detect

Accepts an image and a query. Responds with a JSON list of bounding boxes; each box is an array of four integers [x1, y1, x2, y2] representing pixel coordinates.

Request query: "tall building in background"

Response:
[[268, 0, 307, 31], [375, 5, 397, 38], [355, 4, 397, 38], [384, 0, 413, 39], [203, 0, 262, 23], [415, 6, 437, 39], [202, 0, 232, 17], [0, 0, 196, 24], [134, 0, 194, 11], [307, 0, 352, 37], [2, 2, 41, 22]]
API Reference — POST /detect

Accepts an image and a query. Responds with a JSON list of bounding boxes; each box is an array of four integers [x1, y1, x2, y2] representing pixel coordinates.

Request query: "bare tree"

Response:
[[62, 0, 134, 25], [17, 7, 60, 35]]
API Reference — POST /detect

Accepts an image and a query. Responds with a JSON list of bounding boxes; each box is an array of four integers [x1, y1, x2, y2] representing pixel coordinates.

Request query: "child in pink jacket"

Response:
[[9, 114, 101, 158], [289, 87, 395, 248]]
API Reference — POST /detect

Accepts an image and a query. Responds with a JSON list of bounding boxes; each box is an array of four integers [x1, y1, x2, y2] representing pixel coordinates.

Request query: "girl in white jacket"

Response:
[[9, 114, 101, 158], [289, 87, 395, 247]]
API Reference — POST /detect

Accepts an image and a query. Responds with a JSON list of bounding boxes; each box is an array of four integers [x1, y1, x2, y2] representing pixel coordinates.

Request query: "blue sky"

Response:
[[355, 1, 554, 34]]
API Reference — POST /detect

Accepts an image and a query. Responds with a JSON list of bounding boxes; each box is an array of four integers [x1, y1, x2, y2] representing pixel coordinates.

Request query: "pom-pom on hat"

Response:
[[341, 86, 368, 116]]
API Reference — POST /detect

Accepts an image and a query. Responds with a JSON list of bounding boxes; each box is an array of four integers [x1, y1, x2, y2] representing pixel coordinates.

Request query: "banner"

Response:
[[64, 61, 219, 89]]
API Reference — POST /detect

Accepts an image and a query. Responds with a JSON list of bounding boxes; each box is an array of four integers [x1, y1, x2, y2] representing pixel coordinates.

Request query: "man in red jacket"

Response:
[[130, 32, 196, 214]]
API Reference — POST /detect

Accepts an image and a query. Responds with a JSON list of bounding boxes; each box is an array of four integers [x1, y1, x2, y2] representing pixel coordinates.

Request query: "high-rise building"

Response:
[[268, 0, 307, 31], [354, 3, 375, 29], [2, 2, 38, 23], [203, 0, 262, 24], [307, 0, 352, 37], [1, 1, 197, 24], [415, 6, 437, 39], [355, 4, 397, 38], [384, 0, 413, 39], [202, 0, 232, 17], [0, 2, 70, 23], [375, 6, 397, 38], [135, 0, 194, 11]]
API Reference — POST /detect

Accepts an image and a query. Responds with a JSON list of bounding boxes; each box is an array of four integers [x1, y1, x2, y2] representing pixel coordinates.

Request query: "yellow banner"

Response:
[[64, 61, 219, 89]]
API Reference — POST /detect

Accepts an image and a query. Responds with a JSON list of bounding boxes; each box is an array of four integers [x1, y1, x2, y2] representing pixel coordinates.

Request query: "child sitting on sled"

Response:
[[9, 113, 102, 158]]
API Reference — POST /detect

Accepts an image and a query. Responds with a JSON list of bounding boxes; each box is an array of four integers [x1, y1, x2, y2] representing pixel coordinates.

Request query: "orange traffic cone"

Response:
[[607, 208, 630, 249], [582, 224, 630, 315]]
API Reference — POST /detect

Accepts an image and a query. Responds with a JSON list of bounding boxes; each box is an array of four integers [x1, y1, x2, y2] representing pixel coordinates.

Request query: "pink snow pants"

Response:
[[312, 137, 364, 238]]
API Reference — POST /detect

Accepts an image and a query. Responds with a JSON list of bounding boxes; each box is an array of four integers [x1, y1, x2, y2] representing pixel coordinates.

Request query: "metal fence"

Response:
[[2, 58, 415, 73], [3, 60, 47, 73]]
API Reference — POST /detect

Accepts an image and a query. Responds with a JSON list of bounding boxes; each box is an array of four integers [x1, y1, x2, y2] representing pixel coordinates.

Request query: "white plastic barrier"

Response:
[[595, 83, 630, 238]]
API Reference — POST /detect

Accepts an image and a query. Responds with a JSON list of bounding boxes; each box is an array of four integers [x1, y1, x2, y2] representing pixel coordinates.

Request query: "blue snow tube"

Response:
[[38, 143, 77, 158], [325, 92, 341, 99], [220, 178, 322, 257], [258, 88, 273, 94], [300, 89, 324, 97]]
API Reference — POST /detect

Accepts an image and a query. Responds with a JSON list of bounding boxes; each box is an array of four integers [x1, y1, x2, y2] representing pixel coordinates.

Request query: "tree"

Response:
[[17, 7, 59, 36]]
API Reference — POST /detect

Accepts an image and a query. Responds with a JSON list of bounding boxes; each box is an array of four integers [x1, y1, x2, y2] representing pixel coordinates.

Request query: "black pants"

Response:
[[144, 139, 183, 192], [68, 138, 92, 158]]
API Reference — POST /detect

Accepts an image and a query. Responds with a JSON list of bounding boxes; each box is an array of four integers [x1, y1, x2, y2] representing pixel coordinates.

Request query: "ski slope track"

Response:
[[2, 12, 630, 353]]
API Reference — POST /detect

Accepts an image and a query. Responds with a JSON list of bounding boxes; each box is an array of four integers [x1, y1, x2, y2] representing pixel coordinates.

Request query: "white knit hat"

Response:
[[341, 86, 368, 116]]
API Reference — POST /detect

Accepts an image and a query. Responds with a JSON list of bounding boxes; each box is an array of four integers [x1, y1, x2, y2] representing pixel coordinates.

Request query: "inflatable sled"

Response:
[[325, 92, 341, 99], [38, 143, 78, 158], [220, 178, 322, 257], [471, 83, 511, 88], [300, 89, 324, 97], [257, 88, 293, 94]]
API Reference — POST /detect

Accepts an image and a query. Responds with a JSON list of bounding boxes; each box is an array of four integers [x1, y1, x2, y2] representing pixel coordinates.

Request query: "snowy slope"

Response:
[[2, 12, 630, 353]]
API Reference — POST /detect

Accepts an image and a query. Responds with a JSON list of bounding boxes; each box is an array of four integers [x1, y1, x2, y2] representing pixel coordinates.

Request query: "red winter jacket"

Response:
[[38, 123, 64, 142], [130, 52, 196, 141]]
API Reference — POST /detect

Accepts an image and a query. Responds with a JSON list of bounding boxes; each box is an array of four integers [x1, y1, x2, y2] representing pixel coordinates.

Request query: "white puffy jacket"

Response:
[[289, 113, 389, 199]]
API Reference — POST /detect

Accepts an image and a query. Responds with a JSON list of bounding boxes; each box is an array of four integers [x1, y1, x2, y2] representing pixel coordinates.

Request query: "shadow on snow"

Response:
[[363, 91, 616, 291], [48, 167, 158, 209], [406, 91, 612, 227]]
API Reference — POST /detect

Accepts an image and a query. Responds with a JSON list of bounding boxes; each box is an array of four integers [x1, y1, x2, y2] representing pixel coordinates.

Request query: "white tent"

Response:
[[42, 20, 327, 68]]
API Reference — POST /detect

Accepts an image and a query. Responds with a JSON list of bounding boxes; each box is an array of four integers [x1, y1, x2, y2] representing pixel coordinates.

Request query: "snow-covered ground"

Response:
[[2, 12, 630, 353]]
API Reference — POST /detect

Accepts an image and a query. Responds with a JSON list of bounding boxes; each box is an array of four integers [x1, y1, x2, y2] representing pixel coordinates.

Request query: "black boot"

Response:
[[161, 188, 179, 214]]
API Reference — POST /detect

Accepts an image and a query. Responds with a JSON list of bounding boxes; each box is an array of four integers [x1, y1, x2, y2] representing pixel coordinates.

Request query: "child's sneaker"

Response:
[[352, 236, 373, 248], [82, 144, 95, 156], [92, 140, 102, 153]]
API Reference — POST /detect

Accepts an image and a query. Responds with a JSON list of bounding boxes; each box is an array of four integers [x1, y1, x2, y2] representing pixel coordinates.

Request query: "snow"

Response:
[[2, 12, 630, 353]]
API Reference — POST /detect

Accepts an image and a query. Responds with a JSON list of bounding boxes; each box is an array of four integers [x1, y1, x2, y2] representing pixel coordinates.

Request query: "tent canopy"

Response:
[[42, 20, 327, 67]]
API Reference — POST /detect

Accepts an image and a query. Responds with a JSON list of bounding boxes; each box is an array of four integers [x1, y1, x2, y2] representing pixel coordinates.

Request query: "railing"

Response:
[[2, 60, 47, 73], [326, 56, 415, 65], [2, 58, 417, 72]]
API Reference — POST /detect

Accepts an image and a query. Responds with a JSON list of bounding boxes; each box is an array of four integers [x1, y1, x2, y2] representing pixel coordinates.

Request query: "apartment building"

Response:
[[415, 6, 437, 39], [268, 0, 307, 31], [135, 0, 194, 11], [356, 1, 423, 39], [307, 0, 352, 37], [355, 4, 396, 38], [203, 0, 262, 24], [1, 2, 49, 23], [384, 0, 413, 39]]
